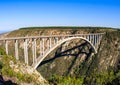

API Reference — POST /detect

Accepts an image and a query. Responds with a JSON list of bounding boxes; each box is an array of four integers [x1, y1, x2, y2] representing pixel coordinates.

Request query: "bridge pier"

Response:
[[47, 38, 50, 50], [61, 36, 65, 41], [5, 40, 8, 55], [49, 38, 52, 49], [40, 38, 42, 56], [32, 38, 37, 65], [95, 35, 97, 47], [90, 35, 93, 45], [24, 39, 28, 65], [94, 34, 96, 46], [42, 38, 45, 56], [56, 37, 58, 44], [15, 39, 19, 60], [96, 34, 100, 49]]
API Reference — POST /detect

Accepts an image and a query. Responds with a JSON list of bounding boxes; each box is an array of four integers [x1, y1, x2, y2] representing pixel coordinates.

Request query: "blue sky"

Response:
[[0, 0, 120, 31]]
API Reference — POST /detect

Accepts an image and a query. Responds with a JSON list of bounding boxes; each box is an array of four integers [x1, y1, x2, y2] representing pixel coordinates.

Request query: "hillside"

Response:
[[0, 27, 120, 85], [6, 27, 115, 37], [0, 48, 48, 85]]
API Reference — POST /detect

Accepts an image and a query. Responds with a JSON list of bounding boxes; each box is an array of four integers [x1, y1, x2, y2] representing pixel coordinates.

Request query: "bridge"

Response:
[[0, 33, 104, 69]]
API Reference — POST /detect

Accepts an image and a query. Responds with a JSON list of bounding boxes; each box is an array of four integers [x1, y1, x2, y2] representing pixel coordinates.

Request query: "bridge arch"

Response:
[[34, 37, 97, 69]]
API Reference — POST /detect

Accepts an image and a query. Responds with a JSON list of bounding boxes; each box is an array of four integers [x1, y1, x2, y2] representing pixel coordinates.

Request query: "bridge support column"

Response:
[[47, 38, 50, 50], [95, 35, 97, 48], [61, 36, 64, 41], [88, 35, 90, 41], [97, 35, 99, 44], [86, 35, 89, 40], [32, 38, 37, 64], [53, 37, 56, 45], [96, 35, 99, 49], [42, 38, 44, 56], [24, 39, 28, 65], [94, 35, 96, 46], [40, 38, 42, 56], [55, 37, 58, 44], [15, 39, 19, 60], [93, 35, 95, 46], [90, 35, 92, 44], [49, 38, 51, 49], [40, 38, 45, 56], [98, 34, 101, 45], [5, 40, 8, 55]]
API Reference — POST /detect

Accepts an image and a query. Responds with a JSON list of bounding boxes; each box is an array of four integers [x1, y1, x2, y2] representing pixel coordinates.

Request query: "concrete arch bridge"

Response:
[[0, 33, 104, 69]]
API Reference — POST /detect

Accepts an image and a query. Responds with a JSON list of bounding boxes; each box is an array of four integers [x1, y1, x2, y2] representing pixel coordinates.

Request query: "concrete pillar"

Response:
[[100, 34, 103, 40], [56, 37, 58, 43], [90, 35, 93, 44], [82, 35, 84, 38], [94, 35, 96, 47], [96, 34, 99, 49], [98, 34, 101, 45], [93, 34, 95, 46], [32, 38, 37, 64], [15, 39, 19, 60], [61, 37, 64, 41], [88, 35, 90, 41], [54, 37, 56, 45], [42, 38, 44, 56], [5, 40, 8, 55], [40, 38, 42, 56], [86, 35, 89, 40], [32, 39, 35, 65], [34, 39, 37, 64], [49, 38, 51, 49], [91, 35, 94, 45], [86, 35, 88, 39], [24, 39, 28, 65], [47, 38, 49, 50]]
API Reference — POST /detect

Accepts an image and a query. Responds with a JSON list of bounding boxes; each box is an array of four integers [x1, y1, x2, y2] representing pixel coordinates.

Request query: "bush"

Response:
[[0, 48, 6, 55], [2, 66, 15, 77], [48, 75, 84, 85], [0, 61, 3, 69]]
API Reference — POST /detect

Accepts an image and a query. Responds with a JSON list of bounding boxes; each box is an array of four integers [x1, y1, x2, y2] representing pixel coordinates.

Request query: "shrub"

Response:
[[48, 75, 84, 85]]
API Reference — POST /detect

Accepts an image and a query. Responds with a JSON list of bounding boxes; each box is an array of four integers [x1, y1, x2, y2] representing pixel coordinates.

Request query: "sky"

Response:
[[0, 0, 120, 32]]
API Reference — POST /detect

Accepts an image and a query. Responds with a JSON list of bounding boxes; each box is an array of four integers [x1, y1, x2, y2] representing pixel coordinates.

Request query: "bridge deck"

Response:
[[0, 33, 104, 40]]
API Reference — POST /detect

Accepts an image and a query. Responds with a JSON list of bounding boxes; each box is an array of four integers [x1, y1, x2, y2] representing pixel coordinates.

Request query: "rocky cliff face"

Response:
[[93, 31, 120, 72]]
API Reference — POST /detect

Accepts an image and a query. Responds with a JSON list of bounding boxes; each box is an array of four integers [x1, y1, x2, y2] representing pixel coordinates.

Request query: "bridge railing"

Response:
[[0, 33, 104, 41]]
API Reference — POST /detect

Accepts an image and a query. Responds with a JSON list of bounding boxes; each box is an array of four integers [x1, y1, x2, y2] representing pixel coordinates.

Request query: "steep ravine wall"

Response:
[[91, 31, 120, 72]]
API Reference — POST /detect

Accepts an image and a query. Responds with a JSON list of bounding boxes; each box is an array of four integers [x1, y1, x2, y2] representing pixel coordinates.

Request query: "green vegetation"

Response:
[[84, 70, 120, 85], [19, 26, 115, 30], [0, 49, 40, 84], [0, 48, 6, 55], [48, 70, 120, 85], [48, 75, 84, 85]]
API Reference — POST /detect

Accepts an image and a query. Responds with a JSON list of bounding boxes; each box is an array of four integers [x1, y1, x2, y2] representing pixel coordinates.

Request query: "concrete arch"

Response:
[[34, 37, 97, 69]]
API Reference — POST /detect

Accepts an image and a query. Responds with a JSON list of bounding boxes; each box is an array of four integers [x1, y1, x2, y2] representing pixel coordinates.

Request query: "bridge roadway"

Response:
[[0, 33, 104, 69]]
